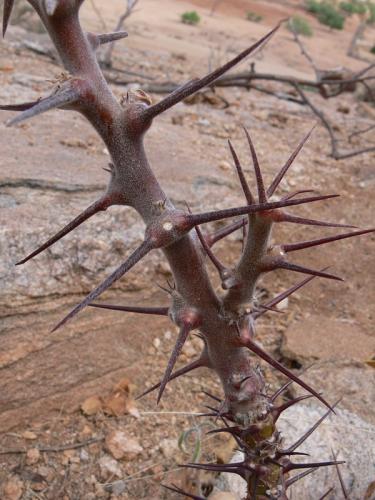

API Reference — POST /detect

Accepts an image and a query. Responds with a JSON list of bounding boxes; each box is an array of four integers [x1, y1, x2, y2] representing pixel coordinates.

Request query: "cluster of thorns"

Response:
[[1, 2, 373, 498]]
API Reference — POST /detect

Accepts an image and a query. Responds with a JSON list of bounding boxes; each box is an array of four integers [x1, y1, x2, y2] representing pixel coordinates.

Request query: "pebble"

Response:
[[26, 448, 40, 465], [22, 431, 37, 440], [99, 455, 123, 479], [80, 449, 90, 462], [159, 438, 178, 459], [105, 430, 143, 460], [2, 476, 24, 500], [219, 160, 231, 171], [164, 330, 172, 340], [81, 395, 103, 416]]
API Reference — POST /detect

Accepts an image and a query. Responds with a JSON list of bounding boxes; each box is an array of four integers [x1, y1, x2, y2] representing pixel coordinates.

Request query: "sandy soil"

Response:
[[0, 0, 374, 498]]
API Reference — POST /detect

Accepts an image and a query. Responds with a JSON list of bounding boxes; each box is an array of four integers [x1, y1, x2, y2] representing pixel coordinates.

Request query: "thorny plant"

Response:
[[1, 1, 374, 498]]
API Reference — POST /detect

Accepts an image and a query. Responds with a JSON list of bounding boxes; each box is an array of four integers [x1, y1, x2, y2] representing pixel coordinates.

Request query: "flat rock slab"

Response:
[[281, 315, 375, 363], [292, 360, 375, 426]]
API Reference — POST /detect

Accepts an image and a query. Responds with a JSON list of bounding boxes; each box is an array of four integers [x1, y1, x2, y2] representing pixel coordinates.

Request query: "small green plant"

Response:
[[367, 2, 375, 23], [288, 15, 314, 36], [339, 1, 367, 15], [246, 11, 263, 22], [306, 0, 346, 29], [181, 10, 200, 25], [370, 44, 375, 54], [306, 0, 322, 13]]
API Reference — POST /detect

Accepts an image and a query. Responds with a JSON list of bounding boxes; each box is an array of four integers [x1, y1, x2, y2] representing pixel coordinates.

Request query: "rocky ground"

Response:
[[0, 0, 374, 499]]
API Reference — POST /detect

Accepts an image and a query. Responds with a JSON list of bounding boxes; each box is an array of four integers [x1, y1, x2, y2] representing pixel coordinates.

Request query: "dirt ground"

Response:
[[0, 0, 374, 499]]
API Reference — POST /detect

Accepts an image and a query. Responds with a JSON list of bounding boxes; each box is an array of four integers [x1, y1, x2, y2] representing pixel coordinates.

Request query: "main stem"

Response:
[[37, 1, 267, 418]]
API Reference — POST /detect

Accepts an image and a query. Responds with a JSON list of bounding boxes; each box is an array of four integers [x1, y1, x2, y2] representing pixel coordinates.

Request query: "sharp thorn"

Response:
[[88, 303, 169, 315], [206, 427, 237, 437], [271, 380, 294, 402], [161, 484, 205, 500], [181, 462, 246, 477], [195, 412, 217, 418], [285, 468, 317, 488], [273, 394, 314, 422], [276, 261, 343, 281], [284, 460, 345, 473], [204, 404, 220, 413], [281, 189, 316, 202], [143, 22, 283, 119], [207, 218, 247, 247], [285, 400, 341, 453], [332, 449, 349, 499], [278, 451, 310, 457], [51, 240, 152, 332], [228, 140, 255, 205], [16, 196, 111, 265], [0, 99, 42, 112], [218, 416, 245, 451], [242, 335, 334, 411], [189, 194, 339, 227], [202, 390, 222, 402], [270, 363, 316, 402], [157, 324, 194, 404], [155, 282, 172, 295], [319, 487, 335, 500], [136, 357, 205, 400], [254, 274, 321, 319], [195, 226, 226, 272], [6, 87, 78, 127], [98, 31, 128, 45], [2, 0, 14, 37], [283, 228, 375, 254], [267, 126, 315, 198], [243, 127, 267, 203], [279, 212, 357, 229], [258, 303, 284, 314]]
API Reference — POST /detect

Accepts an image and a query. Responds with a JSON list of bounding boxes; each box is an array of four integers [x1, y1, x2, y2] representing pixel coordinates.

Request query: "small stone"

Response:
[[105, 430, 143, 460], [219, 160, 231, 171], [164, 330, 172, 340], [99, 455, 123, 479], [2, 476, 24, 500], [61, 449, 78, 465], [81, 424, 93, 437], [104, 392, 130, 417], [104, 480, 127, 495], [337, 105, 350, 114], [171, 115, 184, 126], [37, 466, 54, 482], [159, 438, 177, 459], [22, 431, 37, 440], [81, 395, 103, 416], [80, 449, 90, 462], [26, 448, 40, 465], [197, 118, 210, 127], [153, 338, 161, 349]]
